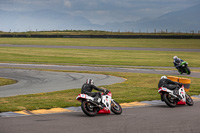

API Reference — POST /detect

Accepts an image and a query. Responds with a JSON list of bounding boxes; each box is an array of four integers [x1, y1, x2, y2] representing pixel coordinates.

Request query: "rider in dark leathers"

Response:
[[81, 79, 109, 104], [158, 76, 182, 100], [173, 56, 184, 73]]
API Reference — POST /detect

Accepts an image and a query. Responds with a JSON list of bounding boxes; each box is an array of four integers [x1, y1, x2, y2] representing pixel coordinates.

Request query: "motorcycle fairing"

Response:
[[98, 92, 112, 114], [158, 87, 173, 94], [158, 87, 186, 105], [177, 87, 186, 105], [76, 94, 94, 102], [98, 107, 111, 114]]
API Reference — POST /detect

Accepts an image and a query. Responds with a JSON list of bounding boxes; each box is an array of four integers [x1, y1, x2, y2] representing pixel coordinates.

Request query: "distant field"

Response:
[[0, 38, 200, 49], [1, 30, 200, 35]]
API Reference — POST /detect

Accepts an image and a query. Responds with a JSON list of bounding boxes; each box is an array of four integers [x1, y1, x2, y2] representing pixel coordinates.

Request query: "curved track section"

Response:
[[0, 63, 200, 78], [0, 68, 125, 97], [0, 63, 199, 97]]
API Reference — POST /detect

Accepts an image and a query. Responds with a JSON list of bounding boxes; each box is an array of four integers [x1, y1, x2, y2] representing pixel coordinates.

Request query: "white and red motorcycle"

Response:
[[76, 91, 122, 116], [158, 85, 193, 107]]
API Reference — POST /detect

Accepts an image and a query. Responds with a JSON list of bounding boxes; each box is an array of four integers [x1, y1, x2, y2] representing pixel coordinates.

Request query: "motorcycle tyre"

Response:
[[163, 93, 176, 108], [185, 94, 194, 106], [186, 66, 191, 75], [111, 100, 122, 115], [81, 101, 98, 117]]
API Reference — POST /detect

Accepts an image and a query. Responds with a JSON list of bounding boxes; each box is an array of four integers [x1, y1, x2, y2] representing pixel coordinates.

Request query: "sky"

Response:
[[0, 0, 200, 25]]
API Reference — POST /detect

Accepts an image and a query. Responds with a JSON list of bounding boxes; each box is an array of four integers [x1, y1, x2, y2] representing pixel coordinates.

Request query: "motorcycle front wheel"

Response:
[[185, 94, 194, 106], [111, 100, 122, 115], [81, 101, 98, 117], [185, 66, 191, 75], [163, 93, 177, 107]]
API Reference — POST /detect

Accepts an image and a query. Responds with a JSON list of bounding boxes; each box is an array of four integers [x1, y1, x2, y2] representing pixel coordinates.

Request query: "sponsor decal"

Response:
[[81, 94, 86, 98]]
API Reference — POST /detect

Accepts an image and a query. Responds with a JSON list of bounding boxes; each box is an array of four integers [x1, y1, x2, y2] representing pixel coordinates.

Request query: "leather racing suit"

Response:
[[81, 83, 105, 101]]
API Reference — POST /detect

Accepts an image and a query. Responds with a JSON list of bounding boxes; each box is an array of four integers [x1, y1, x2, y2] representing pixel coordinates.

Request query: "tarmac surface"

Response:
[[0, 67, 125, 97], [1, 101, 200, 133], [0, 63, 200, 78]]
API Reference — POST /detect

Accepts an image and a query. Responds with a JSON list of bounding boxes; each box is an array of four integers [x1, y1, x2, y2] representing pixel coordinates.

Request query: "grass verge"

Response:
[[0, 47, 200, 67], [0, 38, 200, 49], [0, 78, 17, 86]]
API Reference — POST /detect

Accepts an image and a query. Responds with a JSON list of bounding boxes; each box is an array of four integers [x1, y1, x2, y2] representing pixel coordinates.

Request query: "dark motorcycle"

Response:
[[177, 61, 191, 75]]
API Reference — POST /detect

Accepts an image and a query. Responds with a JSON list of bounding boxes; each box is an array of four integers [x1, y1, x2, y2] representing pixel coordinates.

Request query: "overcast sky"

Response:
[[0, 0, 200, 25]]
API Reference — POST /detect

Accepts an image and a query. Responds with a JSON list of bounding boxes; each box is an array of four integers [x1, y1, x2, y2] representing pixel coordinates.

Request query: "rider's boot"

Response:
[[94, 97, 101, 104], [94, 97, 104, 108], [173, 89, 178, 95], [178, 69, 183, 74], [173, 88, 182, 100], [97, 98, 101, 103]]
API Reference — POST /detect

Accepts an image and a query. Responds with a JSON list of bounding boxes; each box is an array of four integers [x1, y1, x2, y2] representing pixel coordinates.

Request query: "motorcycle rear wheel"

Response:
[[185, 94, 194, 106], [111, 100, 122, 115], [163, 93, 177, 107], [81, 101, 98, 117]]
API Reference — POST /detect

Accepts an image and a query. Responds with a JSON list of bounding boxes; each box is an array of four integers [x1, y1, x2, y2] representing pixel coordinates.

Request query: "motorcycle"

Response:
[[76, 91, 122, 116], [177, 61, 191, 75], [158, 85, 193, 107]]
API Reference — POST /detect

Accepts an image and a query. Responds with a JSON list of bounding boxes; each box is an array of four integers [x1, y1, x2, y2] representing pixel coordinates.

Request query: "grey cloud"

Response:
[[0, 0, 199, 25]]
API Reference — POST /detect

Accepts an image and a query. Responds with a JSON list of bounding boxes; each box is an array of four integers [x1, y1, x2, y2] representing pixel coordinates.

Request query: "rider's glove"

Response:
[[179, 83, 183, 87], [105, 89, 110, 94], [107, 89, 110, 93]]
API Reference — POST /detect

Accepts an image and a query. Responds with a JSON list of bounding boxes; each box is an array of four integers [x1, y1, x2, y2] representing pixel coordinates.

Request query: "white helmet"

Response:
[[173, 56, 178, 60], [86, 78, 94, 85], [161, 76, 167, 79]]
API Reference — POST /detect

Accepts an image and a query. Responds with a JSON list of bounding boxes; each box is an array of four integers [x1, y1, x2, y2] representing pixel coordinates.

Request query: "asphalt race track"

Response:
[[0, 68, 125, 97], [1, 63, 200, 78], [0, 44, 200, 133], [1, 101, 200, 133]]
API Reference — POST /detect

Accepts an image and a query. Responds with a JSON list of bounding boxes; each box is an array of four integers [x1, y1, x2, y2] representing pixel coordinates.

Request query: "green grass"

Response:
[[0, 71, 199, 112], [0, 38, 200, 49], [0, 78, 17, 86], [0, 47, 200, 67]]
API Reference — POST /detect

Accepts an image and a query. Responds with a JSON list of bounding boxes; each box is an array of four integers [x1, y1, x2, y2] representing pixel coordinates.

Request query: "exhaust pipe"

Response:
[[87, 100, 104, 109]]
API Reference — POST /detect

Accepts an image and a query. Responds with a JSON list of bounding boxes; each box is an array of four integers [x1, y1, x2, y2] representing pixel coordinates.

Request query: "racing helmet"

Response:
[[173, 56, 178, 60], [175, 58, 180, 63], [86, 78, 94, 85], [161, 76, 167, 79]]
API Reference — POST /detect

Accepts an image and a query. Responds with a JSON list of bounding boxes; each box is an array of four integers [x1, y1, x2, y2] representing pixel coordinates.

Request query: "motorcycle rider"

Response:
[[173, 56, 184, 73], [158, 76, 182, 100], [81, 78, 109, 104]]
